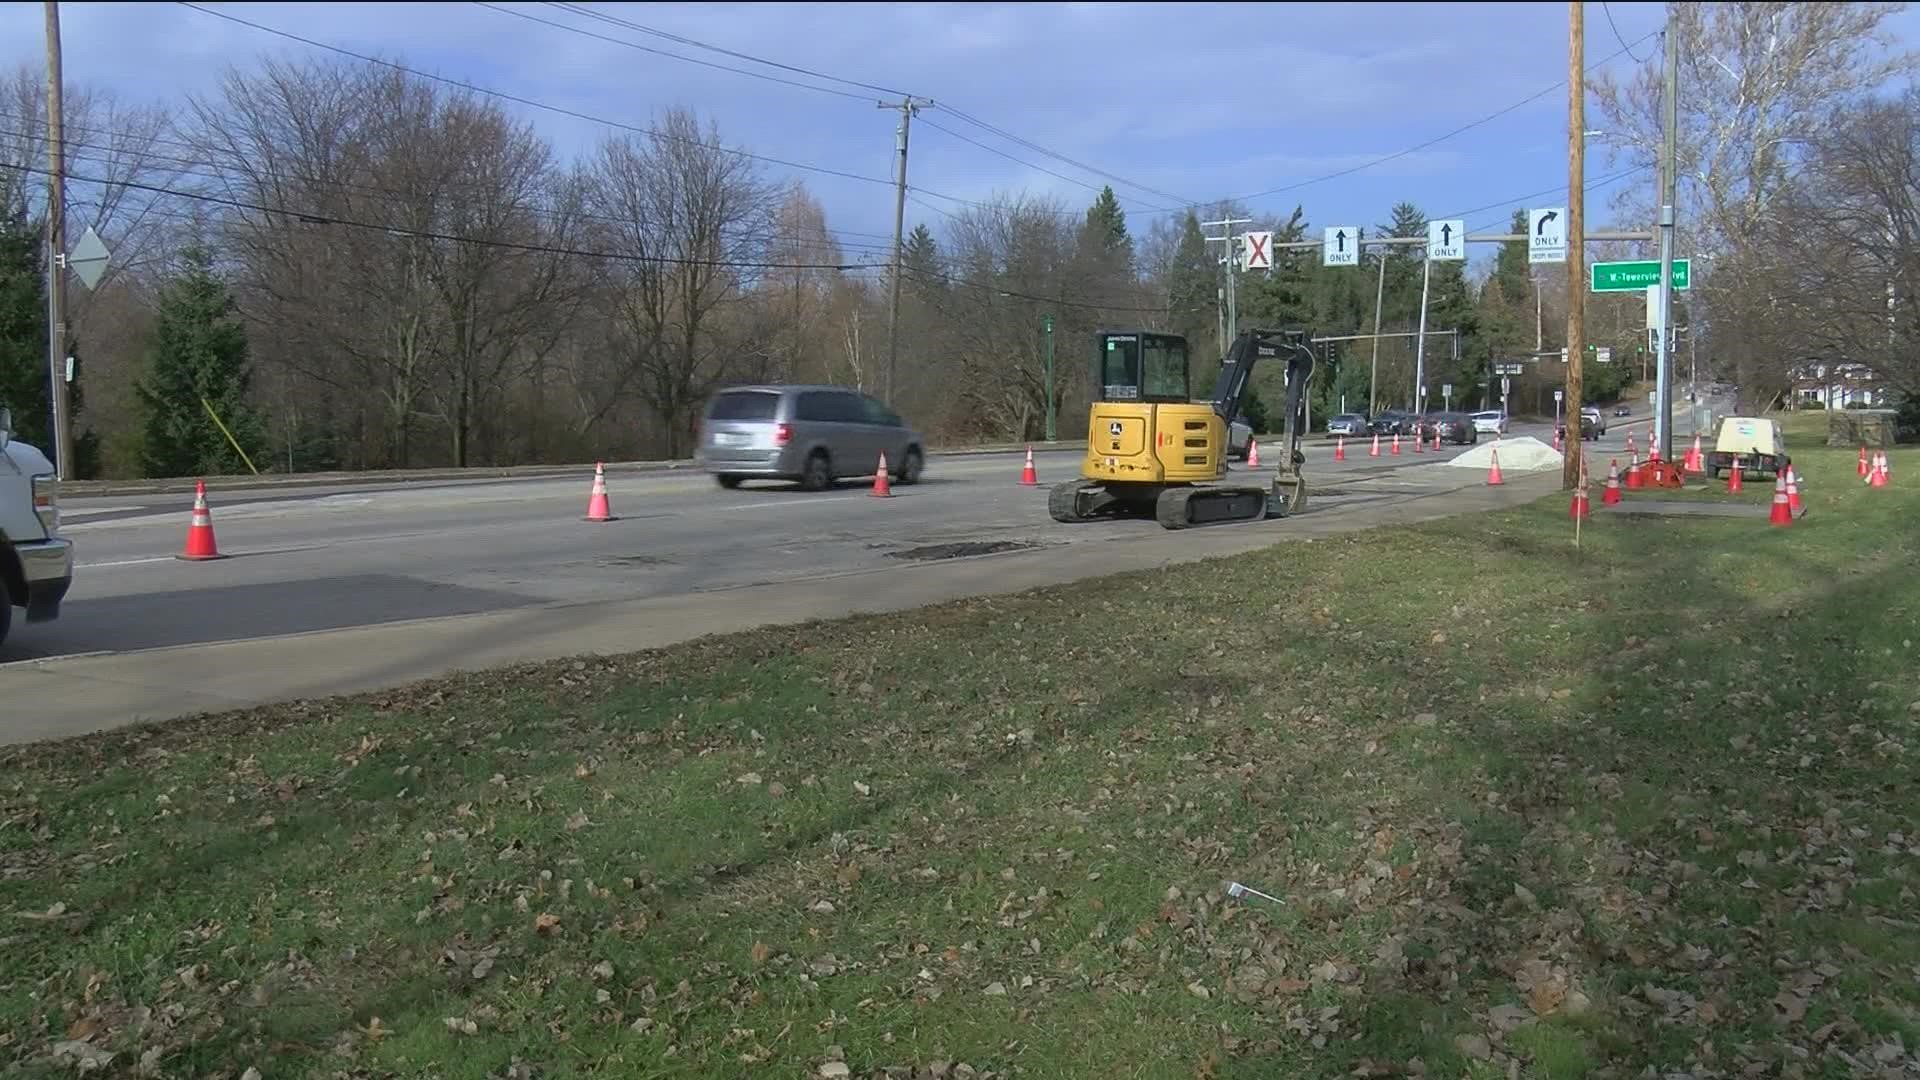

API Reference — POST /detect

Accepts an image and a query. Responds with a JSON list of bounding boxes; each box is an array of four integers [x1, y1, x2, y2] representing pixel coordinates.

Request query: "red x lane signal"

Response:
[[1242, 230, 1272, 271]]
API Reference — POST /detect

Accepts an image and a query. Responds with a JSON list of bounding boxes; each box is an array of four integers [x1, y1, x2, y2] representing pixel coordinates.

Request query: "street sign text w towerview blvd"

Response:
[[1591, 258, 1690, 292]]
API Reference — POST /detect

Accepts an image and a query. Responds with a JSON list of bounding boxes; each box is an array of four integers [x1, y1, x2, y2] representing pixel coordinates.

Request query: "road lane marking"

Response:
[[77, 555, 179, 569]]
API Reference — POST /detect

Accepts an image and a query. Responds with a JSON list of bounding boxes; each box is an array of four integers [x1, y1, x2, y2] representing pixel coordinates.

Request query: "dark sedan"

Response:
[[1418, 411, 1480, 446], [1368, 410, 1418, 437]]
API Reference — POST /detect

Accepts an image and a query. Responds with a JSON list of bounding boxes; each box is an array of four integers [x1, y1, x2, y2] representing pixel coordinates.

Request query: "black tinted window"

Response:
[[861, 397, 902, 426], [797, 391, 864, 423], [707, 391, 779, 421]]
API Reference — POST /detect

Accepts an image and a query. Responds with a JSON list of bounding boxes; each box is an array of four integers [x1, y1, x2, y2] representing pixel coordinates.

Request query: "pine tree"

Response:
[[0, 203, 50, 450], [1165, 211, 1216, 371], [902, 223, 941, 292], [136, 246, 265, 478], [1083, 185, 1130, 263]]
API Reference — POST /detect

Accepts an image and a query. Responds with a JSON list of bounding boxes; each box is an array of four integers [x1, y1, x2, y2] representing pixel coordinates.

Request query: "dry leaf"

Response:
[[534, 912, 561, 935], [751, 941, 772, 965], [591, 960, 615, 980], [853, 781, 872, 797], [983, 981, 1007, 996], [1454, 1034, 1492, 1061], [736, 772, 763, 785], [819, 1064, 852, 1079]]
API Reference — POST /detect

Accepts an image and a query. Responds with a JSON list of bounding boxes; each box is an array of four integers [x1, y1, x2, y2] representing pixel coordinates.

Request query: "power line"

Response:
[[173, 2, 901, 192], [914, 116, 1178, 211], [469, 2, 875, 103], [1454, 164, 1650, 227], [1602, 2, 1651, 64], [0, 159, 879, 272], [536, 0, 1199, 209], [1220, 29, 1661, 206]]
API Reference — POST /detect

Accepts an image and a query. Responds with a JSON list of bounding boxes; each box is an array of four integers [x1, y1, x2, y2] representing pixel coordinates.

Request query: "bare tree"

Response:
[[582, 108, 780, 458]]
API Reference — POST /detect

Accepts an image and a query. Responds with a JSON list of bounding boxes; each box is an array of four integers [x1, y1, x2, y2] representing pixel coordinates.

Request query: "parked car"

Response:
[[1418, 411, 1479, 446], [0, 406, 72, 649], [1326, 413, 1369, 438], [1368, 410, 1418, 437], [698, 384, 926, 491], [1469, 409, 1508, 436], [1556, 405, 1607, 442], [1613, 404, 1632, 417], [1705, 415, 1789, 480], [1228, 418, 1253, 461]]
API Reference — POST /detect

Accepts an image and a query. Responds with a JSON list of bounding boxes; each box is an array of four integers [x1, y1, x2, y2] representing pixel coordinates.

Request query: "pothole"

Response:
[[886, 540, 1044, 561]]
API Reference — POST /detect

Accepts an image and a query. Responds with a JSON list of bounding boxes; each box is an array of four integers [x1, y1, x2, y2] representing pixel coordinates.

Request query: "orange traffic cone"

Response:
[[1727, 457, 1743, 494], [1553, 427, 1563, 452], [178, 479, 226, 561], [1247, 439, 1261, 468], [1769, 473, 1793, 527], [1786, 465, 1804, 517], [1570, 474, 1591, 521], [1485, 449, 1504, 486], [1431, 428, 1442, 452], [1413, 428, 1425, 453], [1625, 432, 1637, 460], [871, 452, 893, 497], [1370, 433, 1381, 458], [1392, 433, 1401, 456], [1334, 436, 1347, 462], [1601, 459, 1623, 505], [1858, 446, 1870, 478], [1882, 450, 1893, 483], [1868, 451, 1888, 488], [1020, 445, 1038, 486], [1685, 433, 1706, 473], [1625, 455, 1645, 490], [583, 462, 615, 522]]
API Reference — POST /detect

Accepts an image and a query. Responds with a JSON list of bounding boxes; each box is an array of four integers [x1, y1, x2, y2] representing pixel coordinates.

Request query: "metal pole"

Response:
[[1654, 15, 1679, 461], [1043, 313, 1055, 442], [44, 0, 71, 480], [1413, 254, 1432, 414], [1563, 0, 1587, 488], [879, 97, 929, 406], [1368, 247, 1386, 416]]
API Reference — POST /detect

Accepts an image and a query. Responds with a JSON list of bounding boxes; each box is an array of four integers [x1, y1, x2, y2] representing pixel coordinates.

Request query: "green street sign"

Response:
[[1591, 259, 1690, 292]]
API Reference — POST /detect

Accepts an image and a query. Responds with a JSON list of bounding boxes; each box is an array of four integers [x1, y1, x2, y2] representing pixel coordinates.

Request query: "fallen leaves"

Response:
[[533, 912, 561, 935]]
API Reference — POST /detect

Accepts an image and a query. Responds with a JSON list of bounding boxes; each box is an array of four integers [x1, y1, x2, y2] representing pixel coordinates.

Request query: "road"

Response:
[[1, 418, 1657, 741]]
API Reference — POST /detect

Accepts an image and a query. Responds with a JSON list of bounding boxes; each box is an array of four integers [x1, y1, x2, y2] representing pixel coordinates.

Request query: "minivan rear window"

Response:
[[707, 391, 779, 421]]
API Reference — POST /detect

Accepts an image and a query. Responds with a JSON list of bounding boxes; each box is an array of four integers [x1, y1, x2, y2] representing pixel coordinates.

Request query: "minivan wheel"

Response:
[[896, 446, 924, 485], [800, 451, 833, 492], [715, 473, 743, 490]]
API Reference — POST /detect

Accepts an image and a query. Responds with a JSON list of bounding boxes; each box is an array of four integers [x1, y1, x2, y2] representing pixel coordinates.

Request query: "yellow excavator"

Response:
[[1048, 327, 1316, 529]]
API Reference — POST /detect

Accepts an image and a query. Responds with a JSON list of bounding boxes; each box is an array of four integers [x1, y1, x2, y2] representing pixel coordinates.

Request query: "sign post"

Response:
[[1242, 231, 1273, 272], [1427, 219, 1465, 261], [1042, 312, 1055, 442]]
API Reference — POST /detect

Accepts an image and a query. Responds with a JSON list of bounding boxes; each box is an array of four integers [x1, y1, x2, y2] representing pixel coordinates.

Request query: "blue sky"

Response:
[[6, 1, 1917, 269]]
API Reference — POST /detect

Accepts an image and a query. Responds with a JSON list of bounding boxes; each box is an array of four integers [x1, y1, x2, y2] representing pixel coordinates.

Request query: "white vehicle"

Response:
[[0, 407, 72, 648], [1469, 409, 1509, 435]]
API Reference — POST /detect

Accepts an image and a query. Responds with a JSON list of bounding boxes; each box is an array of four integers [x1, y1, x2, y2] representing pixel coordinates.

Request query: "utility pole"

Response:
[[1653, 13, 1679, 460], [43, 0, 72, 480], [1368, 247, 1386, 416], [1042, 312, 1056, 442], [879, 95, 931, 406], [1202, 216, 1251, 354], [1563, 0, 1586, 489], [1412, 253, 1433, 414]]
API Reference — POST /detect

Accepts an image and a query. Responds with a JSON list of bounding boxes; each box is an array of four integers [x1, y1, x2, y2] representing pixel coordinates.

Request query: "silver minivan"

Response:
[[699, 384, 926, 491]]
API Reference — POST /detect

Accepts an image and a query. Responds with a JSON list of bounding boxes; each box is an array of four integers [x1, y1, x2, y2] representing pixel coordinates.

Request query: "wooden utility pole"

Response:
[[1563, 0, 1585, 489], [879, 96, 931, 406], [44, 0, 72, 480]]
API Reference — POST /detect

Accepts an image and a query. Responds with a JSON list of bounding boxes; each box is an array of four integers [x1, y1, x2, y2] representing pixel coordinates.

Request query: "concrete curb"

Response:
[[62, 441, 1092, 498]]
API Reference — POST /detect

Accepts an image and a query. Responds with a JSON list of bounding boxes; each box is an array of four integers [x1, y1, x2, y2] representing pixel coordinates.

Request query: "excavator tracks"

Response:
[[1153, 485, 1268, 529]]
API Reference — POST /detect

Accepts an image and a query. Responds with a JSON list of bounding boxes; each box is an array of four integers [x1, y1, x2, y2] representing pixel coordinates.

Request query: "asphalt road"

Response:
[[5, 420, 1646, 665]]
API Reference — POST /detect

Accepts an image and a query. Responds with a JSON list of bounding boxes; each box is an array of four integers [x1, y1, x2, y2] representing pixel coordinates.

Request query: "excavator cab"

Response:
[[1049, 327, 1315, 529]]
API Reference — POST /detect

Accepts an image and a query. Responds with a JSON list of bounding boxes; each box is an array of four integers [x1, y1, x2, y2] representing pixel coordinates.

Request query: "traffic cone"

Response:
[[1858, 445, 1870, 478], [178, 479, 226, 561], [1485, 449, 1504, 486], [1020, 445, 1038, 486], [1647, 438, 1661, 464], [1334, 437, 1347, 462], [1769, 474, 1793, 527], [1601, 459, 1623, 505], [1626, 432, 1637, 460], [1553, 428, 1563, 451], [871, 452, 893, 497], [1247, 439, 1261, 468], [1625, 456, 1645, 490], [1727, 457, 1743, 494], [583, 462, 615, 522], [1431, 428, 1442, 452], [1413, 428, 1424, 453], [1882, 450, 1893, 483], [1570, 473, 1591, 521], [1391, 433, 1401, 456], [1685, 434, 1706, 473], [1370, 433, 1381, 457], [1786, 465, 1804, 517], [1868, 451, 1888, 489]]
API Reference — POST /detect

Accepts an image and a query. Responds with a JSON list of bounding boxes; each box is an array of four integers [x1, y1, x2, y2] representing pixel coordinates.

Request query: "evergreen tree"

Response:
[[0, 203, 50, 450], [1165, 210, 1218, 381], [1083, 185, 1130, 264], [902, 222, 941, 293], [136, 246, 265, 478]]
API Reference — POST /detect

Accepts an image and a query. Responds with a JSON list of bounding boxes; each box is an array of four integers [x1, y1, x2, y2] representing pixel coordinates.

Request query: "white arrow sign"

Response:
[[1427, 219, 1465, 261], [1322, 226, 1359, 267], [1241, 230, 1273, 271], [1529, 207, 1567, 264]]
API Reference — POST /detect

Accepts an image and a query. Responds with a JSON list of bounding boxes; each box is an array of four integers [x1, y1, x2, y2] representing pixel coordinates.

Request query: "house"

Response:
[[1789, 360, 1884, 408]]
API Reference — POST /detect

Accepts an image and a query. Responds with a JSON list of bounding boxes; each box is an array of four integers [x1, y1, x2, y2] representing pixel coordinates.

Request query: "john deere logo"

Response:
[[1108, 421, 1124, 437]]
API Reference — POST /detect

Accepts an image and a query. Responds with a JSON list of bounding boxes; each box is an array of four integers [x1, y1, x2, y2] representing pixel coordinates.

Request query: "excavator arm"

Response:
[[1208, 328, 1316, 515]]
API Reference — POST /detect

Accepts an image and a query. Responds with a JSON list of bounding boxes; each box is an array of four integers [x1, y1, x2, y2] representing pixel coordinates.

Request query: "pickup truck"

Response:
[[0, 407, 73, 648]]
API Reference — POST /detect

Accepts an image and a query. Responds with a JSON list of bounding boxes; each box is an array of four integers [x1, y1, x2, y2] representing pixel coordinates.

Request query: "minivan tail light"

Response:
[[775, 422, 792, 446]]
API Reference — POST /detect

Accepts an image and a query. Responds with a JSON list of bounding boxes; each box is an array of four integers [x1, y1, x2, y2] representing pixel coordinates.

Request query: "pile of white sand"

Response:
[[1446, 436, 1563, 473]]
